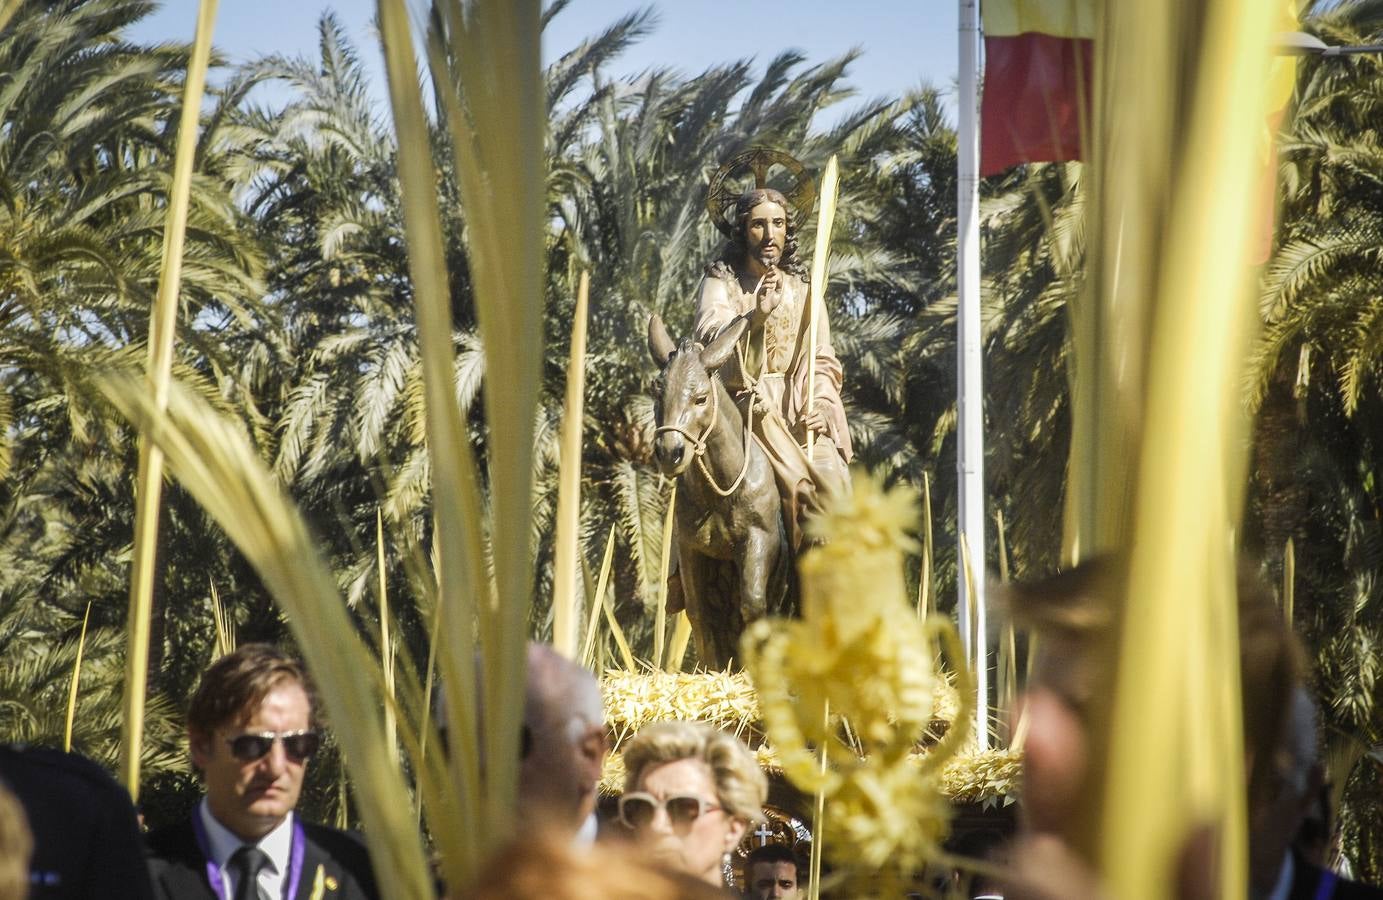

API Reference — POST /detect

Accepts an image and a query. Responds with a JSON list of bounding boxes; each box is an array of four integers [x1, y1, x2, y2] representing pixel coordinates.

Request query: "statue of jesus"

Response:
[[694, 179, 852, 547]]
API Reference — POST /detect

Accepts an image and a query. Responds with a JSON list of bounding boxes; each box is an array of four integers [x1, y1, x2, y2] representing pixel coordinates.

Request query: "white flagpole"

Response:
[[957, 0, 988, 751]]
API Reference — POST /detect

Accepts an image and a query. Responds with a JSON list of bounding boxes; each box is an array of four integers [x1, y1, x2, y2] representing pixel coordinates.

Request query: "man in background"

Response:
[[743, 843, 803, 899], [1249, 686, 1383, 900], [435, 642, 608, 844], [145, 643, 378, 900], [1001, 562, 1383, 899], [519, 642, 609, 844]]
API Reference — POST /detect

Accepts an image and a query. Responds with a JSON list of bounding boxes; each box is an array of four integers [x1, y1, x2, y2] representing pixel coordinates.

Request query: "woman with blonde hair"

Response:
[[618, 721, 767, 889]]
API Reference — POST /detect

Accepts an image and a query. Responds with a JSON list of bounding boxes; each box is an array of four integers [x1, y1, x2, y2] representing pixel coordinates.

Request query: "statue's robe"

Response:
[[694, 260, 852, 546]]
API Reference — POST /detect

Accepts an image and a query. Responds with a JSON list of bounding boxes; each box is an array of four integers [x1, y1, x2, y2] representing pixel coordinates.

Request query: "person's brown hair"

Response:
[[1003, 558, 1119, 639], [1006, 558, 1308, 797], [187, 643, 317, 737], [746, 842, 804, 883], [1237, 572, 1308, 803], [459, 832, 727, 900]]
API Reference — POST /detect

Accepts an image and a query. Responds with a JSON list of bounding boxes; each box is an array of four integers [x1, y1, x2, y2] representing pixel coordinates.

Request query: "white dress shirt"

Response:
[[198, 799, 294, 900], [1267, 853, 1294, 900]]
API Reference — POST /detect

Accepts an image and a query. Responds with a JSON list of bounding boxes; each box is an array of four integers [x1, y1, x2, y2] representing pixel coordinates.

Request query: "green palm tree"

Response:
[[241, 9, 950, 663], [0, 0, 271, 752], [906, 159, 1083, 597], [0, 593, 185, 775]]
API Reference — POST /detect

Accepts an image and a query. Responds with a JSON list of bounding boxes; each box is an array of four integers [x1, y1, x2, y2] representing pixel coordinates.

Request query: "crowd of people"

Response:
[[0, 640, 798, 900], [0, 562, 1378, 899]]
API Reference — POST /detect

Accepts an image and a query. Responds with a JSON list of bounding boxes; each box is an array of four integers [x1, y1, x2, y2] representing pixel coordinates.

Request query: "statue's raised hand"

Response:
[[753, 267, 784, 321]]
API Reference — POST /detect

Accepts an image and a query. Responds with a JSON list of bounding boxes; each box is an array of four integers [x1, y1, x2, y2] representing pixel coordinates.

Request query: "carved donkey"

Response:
[[648, 313, 793, 668]]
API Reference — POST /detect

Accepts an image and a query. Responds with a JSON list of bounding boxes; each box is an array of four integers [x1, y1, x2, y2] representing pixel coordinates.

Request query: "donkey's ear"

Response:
[[648, 314, 677, 367], [701, 314, 749, 371]]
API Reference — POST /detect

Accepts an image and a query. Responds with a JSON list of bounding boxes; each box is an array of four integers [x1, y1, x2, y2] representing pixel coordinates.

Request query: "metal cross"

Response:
[[754, 822, 774, 845]]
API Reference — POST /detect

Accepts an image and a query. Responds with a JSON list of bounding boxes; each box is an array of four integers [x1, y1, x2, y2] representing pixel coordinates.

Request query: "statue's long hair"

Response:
[[710, 187, 808, 281]]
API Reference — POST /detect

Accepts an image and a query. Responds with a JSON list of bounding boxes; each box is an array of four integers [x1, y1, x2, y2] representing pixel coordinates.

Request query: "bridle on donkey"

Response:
[[654, 371, 753, 498]]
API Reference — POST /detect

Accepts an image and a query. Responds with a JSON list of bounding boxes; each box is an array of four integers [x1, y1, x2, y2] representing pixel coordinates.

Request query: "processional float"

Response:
[[613, 147, 1019, 896]]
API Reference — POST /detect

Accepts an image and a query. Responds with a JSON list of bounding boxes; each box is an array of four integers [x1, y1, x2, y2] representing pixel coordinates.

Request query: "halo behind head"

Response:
[[705, 147, 817, 237]]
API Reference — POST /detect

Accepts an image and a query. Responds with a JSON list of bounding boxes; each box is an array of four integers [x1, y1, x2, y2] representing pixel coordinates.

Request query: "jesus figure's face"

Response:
[[744, 199, 787, 271]]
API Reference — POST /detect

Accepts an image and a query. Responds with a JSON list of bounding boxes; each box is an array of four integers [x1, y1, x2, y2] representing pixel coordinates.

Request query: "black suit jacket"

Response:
[[146, 815, 380, 900], [1289, 858, 1383, 900]]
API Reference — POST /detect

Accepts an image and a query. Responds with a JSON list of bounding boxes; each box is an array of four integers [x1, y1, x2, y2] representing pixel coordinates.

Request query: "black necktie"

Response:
[[229, 845, 271, 900]]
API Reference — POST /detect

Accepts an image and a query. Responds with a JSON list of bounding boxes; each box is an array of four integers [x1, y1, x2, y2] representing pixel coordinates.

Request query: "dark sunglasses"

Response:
[[225, 729, 321, 762], [617, 792, 722, 830]]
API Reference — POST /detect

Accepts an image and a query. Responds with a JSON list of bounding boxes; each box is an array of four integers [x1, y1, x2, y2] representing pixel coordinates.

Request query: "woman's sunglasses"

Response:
[[617, 792, 722, 829], [225, 729, 321, 762]]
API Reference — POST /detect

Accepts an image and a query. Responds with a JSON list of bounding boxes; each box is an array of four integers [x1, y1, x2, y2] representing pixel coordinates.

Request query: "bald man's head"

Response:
[[519, 643, 608, 832]]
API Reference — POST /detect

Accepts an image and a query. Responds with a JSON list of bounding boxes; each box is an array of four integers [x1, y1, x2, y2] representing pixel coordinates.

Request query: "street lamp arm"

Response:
[[1321, 44, 1383, 56], [1276, 30, 1383, 56]]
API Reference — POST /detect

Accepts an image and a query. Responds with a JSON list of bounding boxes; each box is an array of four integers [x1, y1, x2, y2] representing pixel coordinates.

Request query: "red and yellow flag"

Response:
[[980, 0, 1095, 176]]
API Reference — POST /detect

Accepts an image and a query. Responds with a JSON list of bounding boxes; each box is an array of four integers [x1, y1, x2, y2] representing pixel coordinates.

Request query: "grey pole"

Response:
[[957, 0, 988, 751]]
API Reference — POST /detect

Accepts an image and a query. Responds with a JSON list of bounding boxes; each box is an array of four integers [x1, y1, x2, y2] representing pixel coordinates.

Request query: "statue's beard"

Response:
[[755, 241, 781, 268]]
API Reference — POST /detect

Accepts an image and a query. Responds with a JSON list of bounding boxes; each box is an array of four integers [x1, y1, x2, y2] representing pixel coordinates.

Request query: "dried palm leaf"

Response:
[[121, 0, 218, 800], [553, 272, 591, 657]]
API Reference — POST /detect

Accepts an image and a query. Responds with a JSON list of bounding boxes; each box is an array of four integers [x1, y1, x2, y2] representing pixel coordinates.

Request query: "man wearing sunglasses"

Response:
[[146, 644, 379, 900]]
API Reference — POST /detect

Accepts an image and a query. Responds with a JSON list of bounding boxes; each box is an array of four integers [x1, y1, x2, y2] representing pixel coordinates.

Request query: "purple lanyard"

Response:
[[192, 809, 308, 900], [1314, 870, 1337, 900]]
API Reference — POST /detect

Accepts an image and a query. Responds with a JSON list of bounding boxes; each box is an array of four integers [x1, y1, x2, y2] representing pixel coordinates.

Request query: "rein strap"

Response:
[[654, 378, 752, 497]]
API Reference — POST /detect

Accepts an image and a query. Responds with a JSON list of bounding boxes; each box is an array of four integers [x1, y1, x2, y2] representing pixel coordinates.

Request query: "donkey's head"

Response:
[[647, 313, 749, 477]]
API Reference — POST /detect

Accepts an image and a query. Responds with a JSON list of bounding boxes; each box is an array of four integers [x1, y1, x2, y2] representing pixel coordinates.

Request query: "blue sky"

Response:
[[128, 1, 959, 124]]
